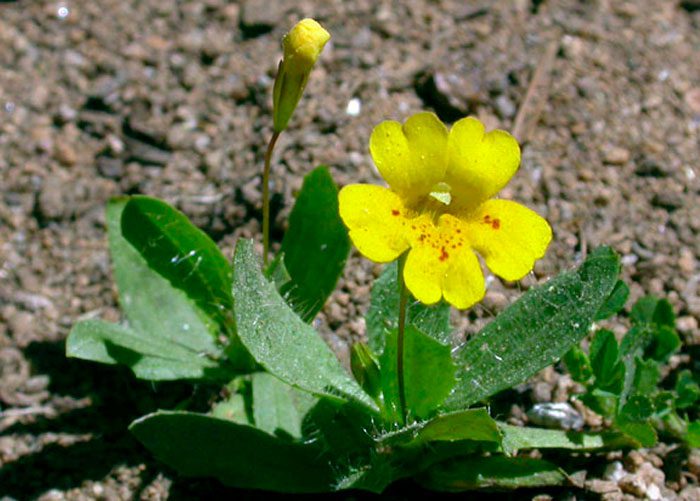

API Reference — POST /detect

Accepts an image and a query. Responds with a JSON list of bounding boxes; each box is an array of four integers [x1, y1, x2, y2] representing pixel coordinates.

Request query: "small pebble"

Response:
[[527, 402, 584, 430], [604, 146, 631, 165]]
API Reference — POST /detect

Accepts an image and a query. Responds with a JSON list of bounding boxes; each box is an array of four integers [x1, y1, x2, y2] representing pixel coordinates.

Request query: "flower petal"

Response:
[[439, 215, 486, 309], [404, 243, 444, 305], [446, 117, 521, 210], [403, 214, 485, 309], [338, 184, 411, 263], [369, 112, 448, 204], [460, 199, 552, 282]]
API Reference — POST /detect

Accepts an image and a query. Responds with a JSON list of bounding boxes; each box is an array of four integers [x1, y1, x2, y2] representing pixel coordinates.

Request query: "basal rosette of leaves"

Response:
[[64, 18, 698, 496]]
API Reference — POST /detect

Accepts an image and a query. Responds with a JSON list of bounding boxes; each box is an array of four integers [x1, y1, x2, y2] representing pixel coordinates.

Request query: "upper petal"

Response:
[[369, 112, 448, 204], [338, 184, 411, 263], [446, 117, 521, 210], [459, 199, 552, 282]]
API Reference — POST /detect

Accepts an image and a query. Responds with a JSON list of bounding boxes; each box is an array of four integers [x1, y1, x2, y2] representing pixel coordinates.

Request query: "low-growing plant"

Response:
[[65, 18, 698, 493], [564, 293, 699, 448]]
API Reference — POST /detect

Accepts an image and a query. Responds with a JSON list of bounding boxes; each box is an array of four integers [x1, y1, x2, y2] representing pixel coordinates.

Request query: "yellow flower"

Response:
[[339, 112, 552, 310], [282, 18, 330, 76], [272, 18, 330, 132]]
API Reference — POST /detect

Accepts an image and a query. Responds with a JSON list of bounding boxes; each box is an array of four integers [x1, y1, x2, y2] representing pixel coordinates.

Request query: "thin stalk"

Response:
[[262, 131, 281, 266], [397, 253, 408, 423]]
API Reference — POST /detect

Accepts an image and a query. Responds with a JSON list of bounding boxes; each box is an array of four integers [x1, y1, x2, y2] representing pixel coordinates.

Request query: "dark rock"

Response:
[[415, 71, 486, 122], [652, 192, 684, 211], [97, 155, 125, 179], [240, 0, 286, 37], [680, 1, 700, 13], [635, 157, 669, 177]]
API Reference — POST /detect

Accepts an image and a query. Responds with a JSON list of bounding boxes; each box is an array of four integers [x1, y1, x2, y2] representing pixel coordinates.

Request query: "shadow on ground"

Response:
[[0, 340, 208, 499]]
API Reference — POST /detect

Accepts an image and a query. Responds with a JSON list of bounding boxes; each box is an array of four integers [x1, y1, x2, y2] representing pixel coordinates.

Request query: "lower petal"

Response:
[[403, 214, 486, 309], [461, 199, 552, 282], [403, 243, 444, 305], [443, 249, 485, 309], [338, 184, 411, 263]]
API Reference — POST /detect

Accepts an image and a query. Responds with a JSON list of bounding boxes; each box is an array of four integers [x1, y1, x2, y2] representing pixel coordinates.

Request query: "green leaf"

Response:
[[366, 262, 451, 353], [580, 391, 618, 419], [563, 346, 593, 383], [631, 357, 660, 396], [301, 399, 376, 460], [590, 329, 625, 394], [630, 296, 675, 328], [616, 421, 657, 447], [500, 424, 638, 454], [648, 325, 681, 362], [67, 320, 230, 381], [379, 326, 456, 423], [232, 239, 377, 412], [417, 456, 566, 491], [595, 280, 629, 320], [265, 252, 292, 290], [120, 196, 233, 329], [210, 393, 251, 425], [653, 391, 675, 418], [616, 395, 657, 447], [411, 409, 501, 445], [350, 343, 382, 400], [619, 395, 654, 421], [446, 247, 620, 409], [675, 370, 700, 409], [686, 421, 700, 447], [618, 324, 658, 406], [279, 166, 350, 322], [251, 372, 316, 439], [130, 411, 334, 492], [107, 198, 222, 356]]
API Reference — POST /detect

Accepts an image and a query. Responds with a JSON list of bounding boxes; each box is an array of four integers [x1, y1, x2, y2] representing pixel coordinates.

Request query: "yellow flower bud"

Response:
[[272, 18, 330, 132], [282, 18, 330, 76]]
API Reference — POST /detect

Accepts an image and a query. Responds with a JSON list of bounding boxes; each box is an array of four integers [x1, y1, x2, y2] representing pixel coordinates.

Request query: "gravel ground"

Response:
[[1, 0, 699, 499]]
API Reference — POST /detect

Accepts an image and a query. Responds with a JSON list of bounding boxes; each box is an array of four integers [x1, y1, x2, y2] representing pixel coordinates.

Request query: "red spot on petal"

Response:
[[456, 229, 461, 233], [492, 218, 500, 230], [439, 247, 449, 262], [391, 209, 400, 216]]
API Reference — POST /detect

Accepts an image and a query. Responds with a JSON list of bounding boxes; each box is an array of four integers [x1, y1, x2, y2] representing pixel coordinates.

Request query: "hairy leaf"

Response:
[[121, 196, 233, 328], [67, 320, 229, 381], [417, 456, 566, 491], [232, 239, 376, 412], [446, 247, 620, 409], [130, 411, 334, 492]]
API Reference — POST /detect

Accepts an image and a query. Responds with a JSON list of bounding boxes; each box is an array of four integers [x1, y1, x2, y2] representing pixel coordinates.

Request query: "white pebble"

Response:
[[346, 98, 361, 117]]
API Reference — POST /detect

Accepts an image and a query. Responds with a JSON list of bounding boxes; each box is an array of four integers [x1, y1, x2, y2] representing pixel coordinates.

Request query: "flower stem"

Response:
[[397, 253, 408, 424], [262, 131, 281, 267]]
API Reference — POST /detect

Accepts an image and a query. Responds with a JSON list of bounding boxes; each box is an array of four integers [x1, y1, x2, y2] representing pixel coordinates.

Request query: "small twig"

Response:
[[512, 37, 560, 144]]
